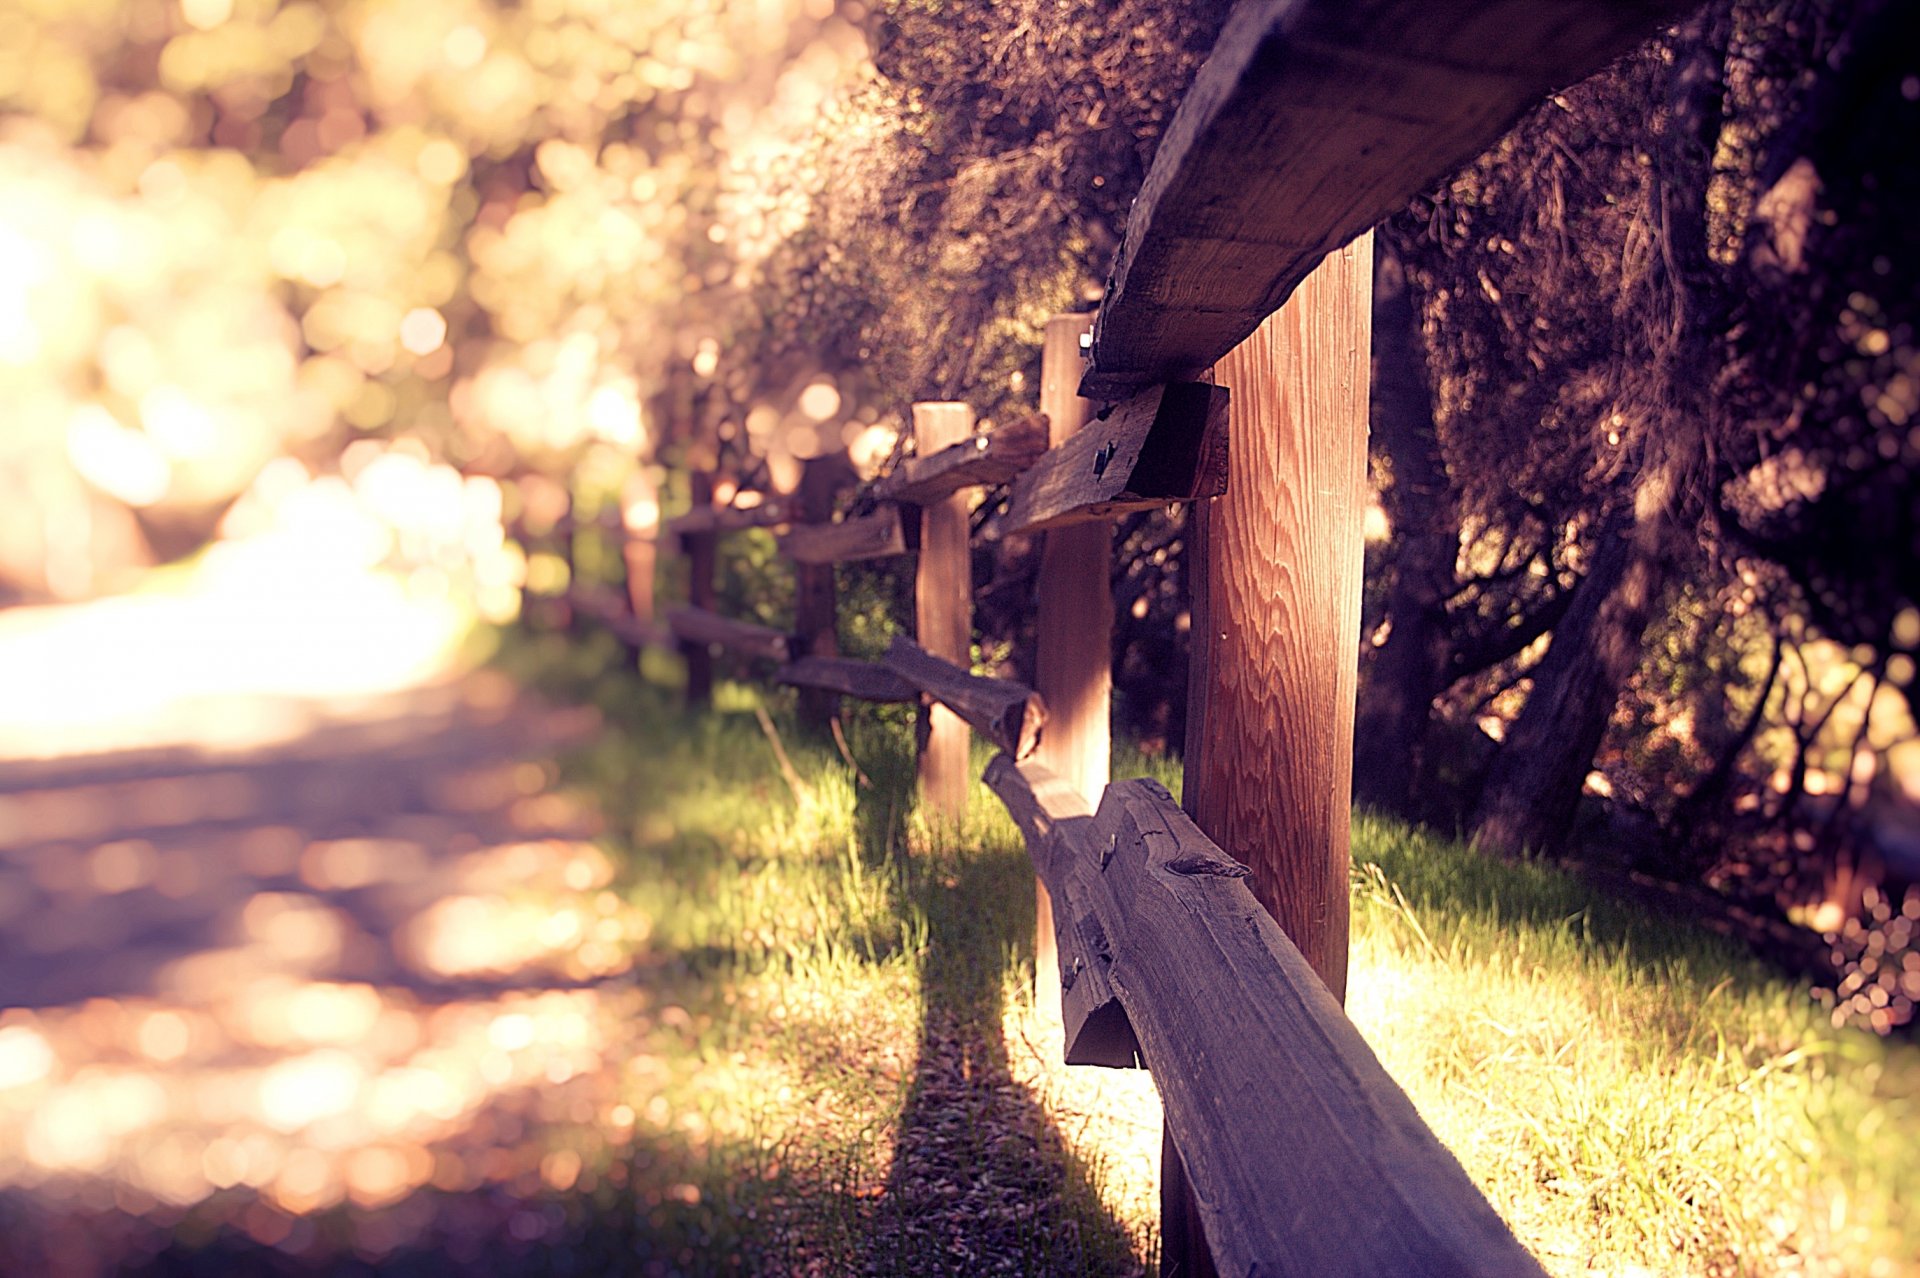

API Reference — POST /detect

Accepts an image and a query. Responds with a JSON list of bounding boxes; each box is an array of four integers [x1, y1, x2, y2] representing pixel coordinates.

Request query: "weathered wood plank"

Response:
[[664, 606, 790, 663], [996, 381, 1229, 538], [793, 454, 858, 735], [781, 504, 913, 565], [775, 656, 919, 704], [983, 756, 1140, 1069], [882, 636, 1045, 761], [871, 411, 1049, 506], [912, 402, 977, 817], [1185, 240, 1370, 1004], [1079, 0, 1693, 399], [1030, 312, 1114, 1027], [985, 758, 1547, 1277]]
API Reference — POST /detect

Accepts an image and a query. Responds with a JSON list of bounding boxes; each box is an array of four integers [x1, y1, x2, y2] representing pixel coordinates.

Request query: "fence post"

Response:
[[1163, 235, 1374, 1276], [912, 402, 976, 818], [794, 452, 857, 736], [1035, 312, 1110, 1019], [682, 468, 717, 711]]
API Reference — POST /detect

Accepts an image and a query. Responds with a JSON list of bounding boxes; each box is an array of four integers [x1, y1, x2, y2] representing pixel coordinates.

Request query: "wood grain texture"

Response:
[[1183, 237, 1371, 1004], [1104, 778, 1544, 1277], [913, 402, 977, 818], [1034, 312, 1112, 1029], [871, 411, 1048, 506], [996, 382, 1229, 537], [883, 637, 1045, 761], [776, 656, 919, 704], [665, 605, 790, 664], [984, 760, 1544, 1274], [780, 504, 912, 565], [1079, 0, 1692, 400]]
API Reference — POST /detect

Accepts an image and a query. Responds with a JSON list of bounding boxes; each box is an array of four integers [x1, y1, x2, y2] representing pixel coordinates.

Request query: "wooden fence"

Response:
[[507, 1, 1695, 1272]]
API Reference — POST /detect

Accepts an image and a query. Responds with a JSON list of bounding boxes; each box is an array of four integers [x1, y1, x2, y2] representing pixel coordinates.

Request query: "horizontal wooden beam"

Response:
[[568, 587, 673, 649], [882, 636, 1046, 760], [983, 757, 1547, 1277], [871, 412, 1050, 506], [996, 382, 1229, 537], [983, 757, 1141, 1068], [663, 500, 791, 539], [664, 606, 790, 663], [781, 504, 913, 565], [1080, 0, 1693, 400], [775, 656, 919, 703]]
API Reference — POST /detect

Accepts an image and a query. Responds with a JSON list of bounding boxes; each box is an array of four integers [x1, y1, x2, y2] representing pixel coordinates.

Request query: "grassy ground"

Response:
[[506, 628, 1920, 1276]]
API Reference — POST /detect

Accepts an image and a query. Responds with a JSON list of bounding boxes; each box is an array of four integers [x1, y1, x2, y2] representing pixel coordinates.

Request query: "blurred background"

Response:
[[4, 0, 1920, 1271]]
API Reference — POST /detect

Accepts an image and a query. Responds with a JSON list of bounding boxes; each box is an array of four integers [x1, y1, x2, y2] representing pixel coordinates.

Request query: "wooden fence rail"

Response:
[[499, 1, 1699, 1270], [987, 756, 1544, 1275]]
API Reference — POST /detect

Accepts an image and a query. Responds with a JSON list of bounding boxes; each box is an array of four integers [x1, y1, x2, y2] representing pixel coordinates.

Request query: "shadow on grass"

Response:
[[498, 635, 1143, 1274]]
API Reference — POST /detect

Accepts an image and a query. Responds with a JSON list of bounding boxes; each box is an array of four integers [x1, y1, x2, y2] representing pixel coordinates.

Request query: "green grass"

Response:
[[500, 626, 1919, 1276], [1347, 810, 1920, 1277], [495, 625, 1145, 1275]]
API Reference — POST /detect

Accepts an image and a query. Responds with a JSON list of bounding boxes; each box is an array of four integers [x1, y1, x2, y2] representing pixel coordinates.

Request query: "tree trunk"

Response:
[[1353, 239, 1456, 816], [1470, 501, 1668, 856]]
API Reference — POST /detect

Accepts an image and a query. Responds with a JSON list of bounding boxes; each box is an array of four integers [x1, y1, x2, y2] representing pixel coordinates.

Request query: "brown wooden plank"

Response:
[[881, 636, 1045, 761], [996, 380, 1229, 538], [664, 605, 790, 663], [985, 758, 1546, 1276], [912, 402, 977, 817], [793, 454, 858, 735], [1030, 313, 1115, 1029], [1184, 239, 1370, 1004], [982, 756, 1140, 1069], [871, 411, 1049, 506], [1079, 0, 1692, 400], [775, 656, 918, 704], [780, 504, 912, 565]]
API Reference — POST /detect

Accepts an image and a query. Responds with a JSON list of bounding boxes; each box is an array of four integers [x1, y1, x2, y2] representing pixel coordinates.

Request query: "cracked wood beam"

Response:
[[1080, 0, 1696, 400], [663, 606, 790, 663], [775, 656, 919, 704], [995, 381, 1229, 537], [881, 636, 1046, 761], [983, 759, 1547, 1278], [870, 411, 1050, 506], [780, 504, 913, 565]]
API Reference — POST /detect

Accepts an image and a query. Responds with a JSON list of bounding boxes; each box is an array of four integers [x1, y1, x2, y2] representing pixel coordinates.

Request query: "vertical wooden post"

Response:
[[912, 402, 976, 818], [1035, 312, 1110, 1018], [621, 467, 660, 631], [794, 452, 857, 737], [611, 467, 659, 673], [1163, 236, 1374, 1277], [559, 483, 587, 639], [682, 468, 717, 712]]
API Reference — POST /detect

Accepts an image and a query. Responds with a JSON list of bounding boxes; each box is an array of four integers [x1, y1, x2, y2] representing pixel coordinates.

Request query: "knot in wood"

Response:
[[1164, 852, 1252, 879]]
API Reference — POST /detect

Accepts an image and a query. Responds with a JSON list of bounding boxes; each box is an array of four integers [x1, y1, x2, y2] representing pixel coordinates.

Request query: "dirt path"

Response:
[[0, 554, 684, 1273]]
